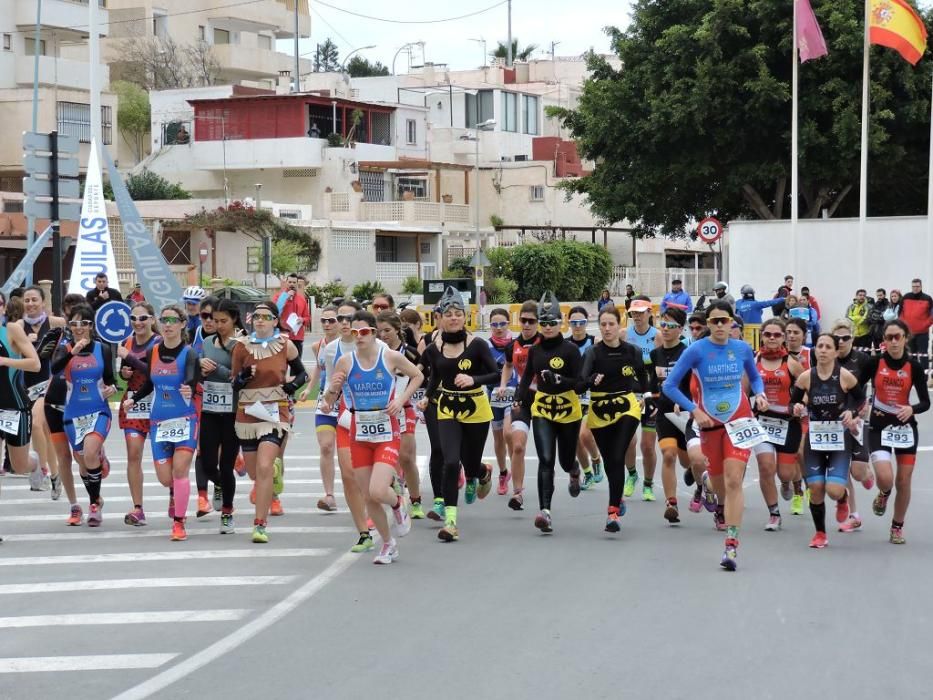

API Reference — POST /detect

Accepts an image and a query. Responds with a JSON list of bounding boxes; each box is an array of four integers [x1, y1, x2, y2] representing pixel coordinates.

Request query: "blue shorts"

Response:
[[803, 443, 850, 486], [491, 404, 510, 431], [150, 416, 199, 465], [315, 413, 338, 432], [64, 411, 111, 452]]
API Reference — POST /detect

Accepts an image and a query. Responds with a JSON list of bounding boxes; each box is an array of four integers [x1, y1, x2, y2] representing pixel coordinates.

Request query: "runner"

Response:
[[515, 291, 585, 534], [420, 286, 499, 541], [567, 306, 603, 489], [624, 296, 660, 501], [861, 319, 930, 544], [193, 295, 219, 515], [230, 301, 307, 543], [486, 307, 515, 496], [399, 307, 424, 349], [376, 310, 424, 519], [785, 316, 811, 515], [417, 308, 447, 522], [198, 299, 244, 534], [752, 318, 804, 532], [116, 302, 160, 526], [122, 304, 200, 541], [495, 300, 542, 511], [182, 286, 207, 343], [319, 310, 423, 564], [791, 334, 863, 548], [581, 305, 645, 533], [663, 300, 768, 571], [299, 305, 340, 512], [51, 304, 116, 528]]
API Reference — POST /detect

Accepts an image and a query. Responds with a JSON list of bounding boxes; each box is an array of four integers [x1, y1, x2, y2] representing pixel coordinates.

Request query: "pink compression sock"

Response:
[[172, 477, 191, 520]]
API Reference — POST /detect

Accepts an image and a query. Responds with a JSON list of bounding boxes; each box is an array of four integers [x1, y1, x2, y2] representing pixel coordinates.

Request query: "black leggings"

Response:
[[591, 416, 640, 508], [198, 411, 240, 509], [437, 418, 490, 507], [532, 417, 582, 510], [424, 402, 445, 499]]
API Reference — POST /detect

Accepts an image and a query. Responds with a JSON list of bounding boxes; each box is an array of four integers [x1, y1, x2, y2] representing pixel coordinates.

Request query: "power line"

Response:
[[308, 6, 356, 52], [311, 0, 508, 25]]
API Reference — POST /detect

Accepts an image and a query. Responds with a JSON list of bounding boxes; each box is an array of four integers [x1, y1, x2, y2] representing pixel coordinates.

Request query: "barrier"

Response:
[[507, 303, 572, 333], [744, 323, 761, 351]]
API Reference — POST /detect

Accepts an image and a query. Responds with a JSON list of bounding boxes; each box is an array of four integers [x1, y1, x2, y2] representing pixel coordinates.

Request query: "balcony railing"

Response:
[[348, 199, 471, 224], [376, 262, 419, 285]]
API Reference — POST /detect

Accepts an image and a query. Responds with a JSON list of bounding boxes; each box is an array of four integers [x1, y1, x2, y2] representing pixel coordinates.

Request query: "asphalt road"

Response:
[[2, 408, 933, 700]]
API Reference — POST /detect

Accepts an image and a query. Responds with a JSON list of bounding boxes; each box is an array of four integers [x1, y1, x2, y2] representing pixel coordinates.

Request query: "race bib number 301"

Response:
[[202, 381, 234, 414]]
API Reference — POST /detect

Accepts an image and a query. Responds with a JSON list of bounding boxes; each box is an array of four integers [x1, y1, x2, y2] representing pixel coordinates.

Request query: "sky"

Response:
[[287, 0, 634, 72]]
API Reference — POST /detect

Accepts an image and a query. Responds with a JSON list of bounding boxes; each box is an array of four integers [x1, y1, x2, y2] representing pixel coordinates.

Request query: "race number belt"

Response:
[[725, 417, 768, 449], [27, 380, 50, 403], [126, 396, 152, 420], [355, 410, 393, 443], [757, 415, 789, 446], [808, 421, 845, 451], [155, 417, 191, 443], [490, 387, 516, 409], [202, 381, 234, 414], [72, 412, 99, 443], [881, 424, 914, 449]]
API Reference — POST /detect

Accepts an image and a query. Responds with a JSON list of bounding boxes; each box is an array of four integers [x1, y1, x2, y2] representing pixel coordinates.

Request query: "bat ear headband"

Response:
[[438, 286, 466, 313], [538, 290, 561, 323]]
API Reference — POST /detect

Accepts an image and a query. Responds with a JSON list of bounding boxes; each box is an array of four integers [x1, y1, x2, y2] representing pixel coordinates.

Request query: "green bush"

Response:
[[486, 246, 513, 279], [306, 281, 347, 306], [445, 255, 472, 278], [484, 277, 517, 304], [401, 275, 422, 295], [351, 280, 386, 302], [509, 241, 611, 301]]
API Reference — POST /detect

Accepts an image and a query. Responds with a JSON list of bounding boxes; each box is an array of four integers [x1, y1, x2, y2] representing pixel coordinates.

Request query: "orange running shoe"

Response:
[[196, 495, 212, 518], [170, 520, 187, 541], [270, 498, 284, 516]]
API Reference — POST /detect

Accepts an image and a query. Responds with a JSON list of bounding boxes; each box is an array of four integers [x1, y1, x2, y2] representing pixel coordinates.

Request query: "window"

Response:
[[501, 92, 518, 132], [258, 34, 272, 50], [152, 12, 168, 39], [530, 185, 545, 202], [464, 90, 493, 127], [522, 95, 539, 135], [214, 28, 230, 45], [57, 102, 113, 145], [198, 26, 206, 41], [159, 229, 191, 265], [24, 38, 46, 56], [246, 246, 261, 273], [405, 119, 417, 145], [2, 34, 11, 52], [396, 176, 428, 200], [375, 235, 398, 263]]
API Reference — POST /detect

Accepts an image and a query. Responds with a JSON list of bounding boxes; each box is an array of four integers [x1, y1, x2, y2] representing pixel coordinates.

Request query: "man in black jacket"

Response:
[[85, 273, 123, 311], [869, 288, 889, 347]]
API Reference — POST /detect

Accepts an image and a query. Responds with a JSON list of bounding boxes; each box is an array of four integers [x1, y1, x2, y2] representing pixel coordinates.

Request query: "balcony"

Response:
[[210, 0, 309, 38], [212, 44, 288, 80], [15, 55, 109, 91], [326, 194, 472, 226], [16, 0, 109, 37], [188, 137, 325, 170]]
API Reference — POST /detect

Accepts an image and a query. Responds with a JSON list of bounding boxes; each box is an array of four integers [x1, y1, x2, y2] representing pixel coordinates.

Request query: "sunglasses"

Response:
[[761, 331, 784, 339], [321, 317, 337, 325], [569, 319, 588, 327], [252, 313, 275, 322], [490, 321, 509, 328], [833, 334, 853, 343], [659, 320, 681, 330], [539, 320, 560, 328], [159, 316, 182, 325], [708, 317, 732, 326], [689, 324, 704, 332], [200, 311, 213, 320], [351, 327, 377, 337], [336, 314, 353, 323], [520, 318, 538, 325], [130, 314, 151, 323], [68, 320, 92, 328], [884, 333, 905, 341], [372, 304, 390, 311]]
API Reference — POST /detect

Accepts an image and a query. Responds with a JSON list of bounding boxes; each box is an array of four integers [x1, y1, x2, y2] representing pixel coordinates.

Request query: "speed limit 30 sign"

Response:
[[697, 217, 723, 243]]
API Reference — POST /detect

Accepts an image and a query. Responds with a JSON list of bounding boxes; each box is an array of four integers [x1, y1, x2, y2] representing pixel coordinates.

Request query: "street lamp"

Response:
[[341, 45, 376, 71], [392, 41, 425, 75], [466, 119, 496, 258], [469, 37, 487, 68]]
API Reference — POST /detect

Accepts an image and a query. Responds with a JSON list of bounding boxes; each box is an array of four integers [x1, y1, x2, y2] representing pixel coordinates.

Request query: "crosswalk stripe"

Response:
[[0, 493, 341, 505], [0, 576, 297, 595], [0, 609, 250, 629], [1, 480, 340, 491], [0, 548, 331, 567], [0, 509, 349, 522], [3, 526, 353, 542], [0, 654, 177, 673]]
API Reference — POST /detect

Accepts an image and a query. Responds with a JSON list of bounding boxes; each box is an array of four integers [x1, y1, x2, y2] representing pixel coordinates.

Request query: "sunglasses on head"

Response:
[[659, 320, 681, 330], [130, 314, 151, 323], [520, 317, 538, 325], [708, 317, 732, 326], [539, 319, 560, 328], [200, 311, 213, 320], [885, 333, 905, 341], [321, 317, 337, 324], [336, 314, 353, 323], [761, 331, 784, 339], [351, 327, 376, 337], [68, 319, 92, 328], [159, 316, 182, 325], [569, 319, 587, 327], [490, 321, 509, 328], [833, 334, 852, 343]]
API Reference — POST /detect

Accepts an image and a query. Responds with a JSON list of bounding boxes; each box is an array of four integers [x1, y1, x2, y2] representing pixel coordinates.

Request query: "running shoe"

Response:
[[605, 506, 621, 533], [642, 485, 656, 502], [790, 493, 804, 516], [618, 499, 627, 517], [124, 507, 147, 527], [582, 470, 596, 491], [592, 459, 604, 483], [689, 490, 703, 514], [835, 498, 850, 524], [220, 513, 235, 534], [249, 485, 256, 505], [720, 538, 738, 571], [438, 514, 459, 542], [427, 498, 445, 521], [213, 484, 223, 511], [683, 468, 695, 487], [872, 491, 889, 517], [464, 478, 478, 504], [167, 495, 175, 520], [251, 524, 268, 544], [534, 509, 553, 533], [497, 469, 510, 496], [50, 475, 62, 501], [170, 520, 187, 541], [714, 510, 726, 532], [808, 531, 828, 549], [410, 501, 425, 519], [764, 514, 782, 531], [392, 501, 412, 537], [839, 516, 862, 532], [508, 492, 524, 511], [28, 465, 46, 491], [87, 503, 102, 528], [457, 466, 466, 489], [351, 533, 374, 552], [780, 481, 793, 501], [66, 504, 83, 526], [373, 538, 399, 565], [701, 472, 718, 512], [196, 495, 212, 518], [568, 471, 582, 498], [270, 498, 284, 516], [663, 501, 679, 523], [623, 472, 638, 498], [477, 465, 493, 500], [317, 495, 338, 512], [862, 473, 875, 491], [889, 526, 906, 545], [272, 457, 284, 495], [234, 452, 247, 477]]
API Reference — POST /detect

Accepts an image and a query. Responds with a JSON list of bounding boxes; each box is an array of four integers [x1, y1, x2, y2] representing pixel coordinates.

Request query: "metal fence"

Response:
[[610, 267, 719, 299]]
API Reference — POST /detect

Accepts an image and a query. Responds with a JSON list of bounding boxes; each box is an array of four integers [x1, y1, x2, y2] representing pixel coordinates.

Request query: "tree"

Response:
[[112, 80, 151, 163], [114, 35, 219, 90], [492, 39, 538, 62], [271, 239, 303, 277], [346, 55, 390, 77], [102, 170, 191, 201], [508, 241, 611, 300], [314, 39, 340, 73], [548, 0, 933, 237]]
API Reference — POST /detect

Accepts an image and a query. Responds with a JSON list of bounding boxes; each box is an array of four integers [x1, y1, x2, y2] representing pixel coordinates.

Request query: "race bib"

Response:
[[490, 387, 516, 409], [155, 417, 191, 443], [809, 421, 845, 451], [337, 409, 352, 430], [202, 381, 234, 414], [579, 390, 591, 406], [244, 401, 280, 423], [27, 380, 50, 403], [355, 410, 393, 443], [725, 417, 768, 449], [0, 409, 20, 436], [126, 397, 152, 420], [409, 388, 426, 406], [72, 412, 99, 444], [758, 415, 789, 446], [881, 424, 914, 449]]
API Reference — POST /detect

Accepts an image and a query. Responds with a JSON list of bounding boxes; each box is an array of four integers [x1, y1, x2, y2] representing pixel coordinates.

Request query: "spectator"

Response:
[[371, 293, 394, 312], [900, 278, 933, 375], [128, 283, 145, 304], [661, 278, 693, 313], [275, 272, 311, 356], [735, 284, 782, 325], [597, 288, 615, 312], [868, 288, 890, 347], [788, 295, 820, 346], [85, 272, 123, 311], [846, 288, 873, 349], [772, 274, 794, 315], [174, 125, 190, 144], [887, 288, 903, 320], [779, 294, 799, 321], [623, 284, 636, 310], [799, 286, 821, 320], [308, 122, 321, 138], [711, 281, 735, 311]]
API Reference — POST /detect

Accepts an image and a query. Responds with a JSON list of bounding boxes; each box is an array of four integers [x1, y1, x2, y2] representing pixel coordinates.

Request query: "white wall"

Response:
[[727, 216, 929, 323]]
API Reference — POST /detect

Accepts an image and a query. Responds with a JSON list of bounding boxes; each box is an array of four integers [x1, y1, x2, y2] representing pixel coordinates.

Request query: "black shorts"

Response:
[[758, 414, 803, 455], [656, 412, 686, 451], [685, 418, 700, 446], [868, 423, 919, 457], [0, 408, 32, 447], [640, 405, 657, 430], [44, 403, 65, 435], [239, 429, 286, 453], [851, 434, 871, 463]]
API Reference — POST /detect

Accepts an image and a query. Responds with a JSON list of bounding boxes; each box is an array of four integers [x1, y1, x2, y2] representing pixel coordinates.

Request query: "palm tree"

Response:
[[491, 39, 537, 62]]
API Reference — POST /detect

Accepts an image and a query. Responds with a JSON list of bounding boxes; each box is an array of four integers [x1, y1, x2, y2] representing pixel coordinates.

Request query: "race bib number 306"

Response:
[[355, 410, 392, 443]]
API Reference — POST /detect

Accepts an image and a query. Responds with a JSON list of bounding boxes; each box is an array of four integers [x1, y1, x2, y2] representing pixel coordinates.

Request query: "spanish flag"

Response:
[[869, 0, 928, 65]]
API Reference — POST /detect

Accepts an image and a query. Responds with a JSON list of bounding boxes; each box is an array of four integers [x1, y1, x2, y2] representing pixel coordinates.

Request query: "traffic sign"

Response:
[[697, 217, 723, 244], [23, 199, 80, 222], [23, 131, 79, 154], [23, 153, 80, 178], [23, 176, 80, 200], [95, 301, 134, 343]]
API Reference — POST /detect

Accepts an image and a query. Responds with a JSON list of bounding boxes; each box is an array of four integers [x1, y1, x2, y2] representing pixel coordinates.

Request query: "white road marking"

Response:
[[1, 479, 340, 491], [3, 526, 353, 542], [0, 548, 331, 567], [0, 493, 343, 505], [0, 576, 297, 595], [0, 654, 177, 673], [0, 509, 349, 522], [0, 609, 250, 629]]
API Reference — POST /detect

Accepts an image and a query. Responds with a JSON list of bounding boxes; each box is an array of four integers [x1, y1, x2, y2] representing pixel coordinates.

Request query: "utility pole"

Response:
[[506, 0, 512, 67], [26, 0, 42, 284], [293, 0, 301, 92]]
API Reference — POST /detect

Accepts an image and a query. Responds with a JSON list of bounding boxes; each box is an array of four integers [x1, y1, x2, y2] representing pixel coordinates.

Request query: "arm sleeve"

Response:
[[132, 347, 155, 400], [580, 346, 597, 387], [284, 353, 309, 394], [470, 339, 501, 387], [911, 359, 931, 415], [648, 352, 661, 395], [423, 347, 441, 398], [632, 346, 648, 394], [101, 343, 116, 386], [49, 346, 73, 375], [846, 380, 866, 411], [743, 345, 764, 395], [859, 355, 880, 387], [123, 350, 148, 373], [183, 348, 200, 391], [662, 343, 697, 412], [210, 344, 233, 381]]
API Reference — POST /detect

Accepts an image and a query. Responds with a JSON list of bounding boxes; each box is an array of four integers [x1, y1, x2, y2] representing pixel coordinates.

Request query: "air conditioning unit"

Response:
[[265, 202, 312, 222], [514, 154, 528, 161]]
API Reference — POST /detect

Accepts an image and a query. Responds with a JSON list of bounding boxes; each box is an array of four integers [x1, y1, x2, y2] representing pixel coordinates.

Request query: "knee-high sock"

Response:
[[173, 476, 191, 520]]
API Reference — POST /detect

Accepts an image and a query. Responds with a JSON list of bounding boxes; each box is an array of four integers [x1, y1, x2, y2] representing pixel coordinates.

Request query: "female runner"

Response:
[[785, 316, 811, 514], [486, 307, 515, 496], [567, 306, 603, 489], [0, 291, 42, 478]]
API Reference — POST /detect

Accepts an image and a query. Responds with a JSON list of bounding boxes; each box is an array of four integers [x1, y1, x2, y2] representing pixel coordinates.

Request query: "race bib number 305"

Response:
[[809, 421, 845, 451], [355, 410, 392, 443], [881, 424, 915, 449], [725, 417, 768, 450]]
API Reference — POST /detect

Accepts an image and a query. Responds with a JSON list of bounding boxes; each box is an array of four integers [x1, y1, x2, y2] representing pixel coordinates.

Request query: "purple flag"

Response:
[[796, 0, 829, 62]]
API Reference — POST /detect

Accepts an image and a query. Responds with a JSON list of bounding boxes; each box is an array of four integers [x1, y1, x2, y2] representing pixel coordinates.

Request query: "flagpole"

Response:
[[791, 0, 799, 282], [858, 0, 870, 287]]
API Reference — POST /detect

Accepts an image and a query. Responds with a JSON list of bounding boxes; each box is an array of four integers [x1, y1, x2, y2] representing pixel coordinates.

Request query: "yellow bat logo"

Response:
[[458, 358, 473, 371], [549, 357, 565, 370]]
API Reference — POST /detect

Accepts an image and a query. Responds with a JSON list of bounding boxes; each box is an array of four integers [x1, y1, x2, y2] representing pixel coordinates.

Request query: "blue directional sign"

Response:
[[95, 301, 133, 343]]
